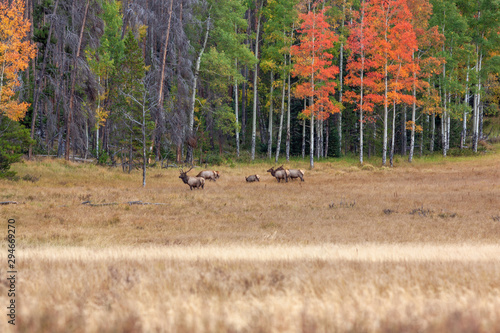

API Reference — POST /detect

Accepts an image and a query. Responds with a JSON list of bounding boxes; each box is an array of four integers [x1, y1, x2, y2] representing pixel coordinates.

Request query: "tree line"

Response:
[[1, 0, 499, 175]]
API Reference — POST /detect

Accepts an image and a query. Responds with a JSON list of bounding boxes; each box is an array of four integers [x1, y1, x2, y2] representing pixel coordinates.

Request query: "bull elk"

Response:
[[267, 166, 289, 183], [245, 174, 260, 182], [179, 167, 205, 190], [276, 165, 305, 181], [196, 170, 220, 181]]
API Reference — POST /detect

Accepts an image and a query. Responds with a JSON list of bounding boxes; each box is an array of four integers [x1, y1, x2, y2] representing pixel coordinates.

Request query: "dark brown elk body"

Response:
[[245, 174, 260, 182], [276, 166, 305, 181], [196, 170, 220, 181], [267, 166, 288, 183], [179, 168, 205, 190]]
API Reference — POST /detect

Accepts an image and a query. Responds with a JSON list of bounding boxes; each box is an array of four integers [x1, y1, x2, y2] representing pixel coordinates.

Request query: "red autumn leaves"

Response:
[[292, 0, 440, 124], [291, 7, 340, 121]]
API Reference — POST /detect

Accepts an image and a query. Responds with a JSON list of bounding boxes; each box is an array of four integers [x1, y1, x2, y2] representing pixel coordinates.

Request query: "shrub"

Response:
[[0, 115, 33, 179]]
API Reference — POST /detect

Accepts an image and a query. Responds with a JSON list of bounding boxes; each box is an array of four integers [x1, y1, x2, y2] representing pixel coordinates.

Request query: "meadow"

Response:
[[1, 151, 500, 332]]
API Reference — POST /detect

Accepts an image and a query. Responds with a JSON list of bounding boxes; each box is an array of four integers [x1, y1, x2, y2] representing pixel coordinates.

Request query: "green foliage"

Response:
[[215, 104, 240, 136], [0, 115, 32, 179]]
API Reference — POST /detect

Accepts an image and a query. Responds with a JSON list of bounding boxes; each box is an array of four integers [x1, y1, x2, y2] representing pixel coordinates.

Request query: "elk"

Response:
[[267, 166, 288, 183], [179, 167, 205, 190], [276, 165, 305, 181], [245, 174, 260, 182], [196, 170, 220, 181]]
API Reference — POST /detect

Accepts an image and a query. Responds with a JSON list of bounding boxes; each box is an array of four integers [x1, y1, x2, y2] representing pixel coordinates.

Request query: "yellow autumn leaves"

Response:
[[0, 0, 36, 121]]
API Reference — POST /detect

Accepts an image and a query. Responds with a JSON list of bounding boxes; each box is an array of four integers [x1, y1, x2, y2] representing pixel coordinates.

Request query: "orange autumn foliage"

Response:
[[291, 7, 340, 121], [0, 0, 36, 121]]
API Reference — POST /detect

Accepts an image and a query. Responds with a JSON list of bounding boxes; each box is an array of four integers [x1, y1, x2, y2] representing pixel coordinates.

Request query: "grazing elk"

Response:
[[276, 165, 305, 181], [245, 174, 260, 182], [196, 170, 220, 181], [267, 166, 289, 183], [179, 167, 205, 190]]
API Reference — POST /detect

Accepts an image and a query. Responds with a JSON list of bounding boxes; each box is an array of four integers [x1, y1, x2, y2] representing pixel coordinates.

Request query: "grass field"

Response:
[[1, 151, 500, 332]]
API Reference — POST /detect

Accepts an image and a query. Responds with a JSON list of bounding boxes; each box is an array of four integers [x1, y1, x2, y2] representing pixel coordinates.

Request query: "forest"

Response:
[[1, 0, 500, 173]]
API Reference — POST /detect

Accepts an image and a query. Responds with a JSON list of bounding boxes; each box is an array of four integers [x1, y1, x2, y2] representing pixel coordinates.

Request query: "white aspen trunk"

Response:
[[310, 6, 315, 169], [268, 70, 274, 159], [390, 101, 396, 167], [420, 116, 425, 157], [461, 60, 470, 149], [473, 50, 482, 152], [316, 116, 321, 159], [187, 12, 211, 164], [142, 94, 147, 188], [234, 59, 240, 157], [286, 26, 294, 162], [390, 62, 401, 167], [439, 14, 446, 156], [409, 52, 416, 162], [430, 112, 435, 153], [382, 13, 389, 166], [310, 111, 314, 169], [382, 64, 389, 165], [251, 3, 262, 161], [359, 0, 365, 165], [447, 93, 451, 151], [338, 0, 346, 154], [286, 70, 291, 161], [275, 76, 286, 163], [302, 103, 306, 159], [442, 61, 447, 157]]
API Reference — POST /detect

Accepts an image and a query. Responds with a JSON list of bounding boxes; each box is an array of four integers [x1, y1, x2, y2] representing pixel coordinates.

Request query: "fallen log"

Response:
[[81, 201, 118, 207], [0, 201, 18, 205], [81, 200, 166, 207], [127, 201, 166, 206]]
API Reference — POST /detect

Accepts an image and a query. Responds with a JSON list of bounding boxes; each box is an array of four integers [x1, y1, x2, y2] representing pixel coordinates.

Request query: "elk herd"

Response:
[[178, 165, 304, 190]]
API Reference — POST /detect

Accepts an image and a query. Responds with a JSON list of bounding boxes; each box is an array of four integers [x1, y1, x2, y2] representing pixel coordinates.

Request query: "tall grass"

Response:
[[0, 153, 499, 332]]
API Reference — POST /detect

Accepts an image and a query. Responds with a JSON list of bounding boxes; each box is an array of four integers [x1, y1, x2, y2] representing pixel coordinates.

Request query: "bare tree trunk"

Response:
[[267, 70, 274, 159], [156, 0, 174, 159], [29, 0, 60, 159], [472, 49, 482, 153], [390, 62, 401, 167], [286, 69, 291, 161], [430, 112, 435, 153], [359, 0, 365, 165], [286, 28, 293, 162], [66, 0, 90, 160], [409, 53, 417, 162], [242, 65, 248, 142], [142, 94, 147, 187], [382, 64, 388, 165], [302, 103, 306, 159], [234, 59, 240, 157], [390, 102, 396, 167], [251, 1, 262, 161], [187, 10, 211, 164], [275, 76, 286, 163], [461, 61, 470, 149], [338, 0, 346, 155]]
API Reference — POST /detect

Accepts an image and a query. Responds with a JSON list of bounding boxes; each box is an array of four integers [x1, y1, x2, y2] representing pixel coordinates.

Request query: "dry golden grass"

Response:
[[1, 152, 500, 332], [1, 152, 500, 246], [2, 246, 500, 333]]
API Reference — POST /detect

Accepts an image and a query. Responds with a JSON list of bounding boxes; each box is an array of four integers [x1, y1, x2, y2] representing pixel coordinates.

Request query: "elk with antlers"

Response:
[[267, 165, 289, 183], [179, 167, 205, 190]]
